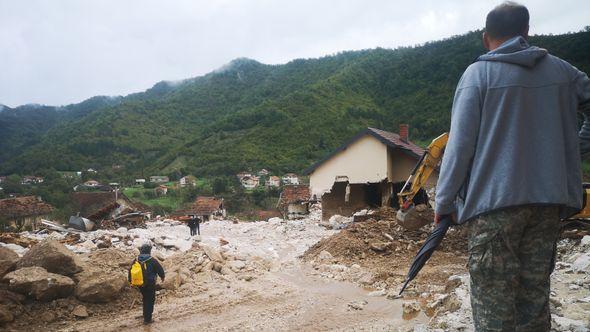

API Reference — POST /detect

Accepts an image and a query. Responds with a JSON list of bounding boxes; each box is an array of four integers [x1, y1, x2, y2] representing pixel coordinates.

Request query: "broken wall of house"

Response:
[[321, 181, 388, 220]]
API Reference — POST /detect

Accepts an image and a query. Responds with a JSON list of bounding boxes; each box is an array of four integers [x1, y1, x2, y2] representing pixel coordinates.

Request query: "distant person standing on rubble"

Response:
[[129, 244, 165, 325], [187, 215, 197, 236], [192, 215, 201, 236], [434, 2, 590, 331]]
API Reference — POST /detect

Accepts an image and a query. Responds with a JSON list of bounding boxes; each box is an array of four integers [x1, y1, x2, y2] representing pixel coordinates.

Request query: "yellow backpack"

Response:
[[130, 258, 149, 287]]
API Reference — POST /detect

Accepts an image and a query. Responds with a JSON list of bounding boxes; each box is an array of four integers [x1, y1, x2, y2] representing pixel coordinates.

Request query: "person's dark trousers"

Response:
[[139, 285, 156, 323], [195, 223, 200, 235], [189, 226, 195, 236]]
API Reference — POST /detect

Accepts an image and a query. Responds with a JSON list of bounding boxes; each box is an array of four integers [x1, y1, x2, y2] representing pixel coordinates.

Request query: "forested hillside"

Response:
[[2, 30, 589, 178]]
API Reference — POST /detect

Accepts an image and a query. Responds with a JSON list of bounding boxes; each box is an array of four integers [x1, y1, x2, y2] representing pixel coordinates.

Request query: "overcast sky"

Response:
[[1, 0, 588, 107]]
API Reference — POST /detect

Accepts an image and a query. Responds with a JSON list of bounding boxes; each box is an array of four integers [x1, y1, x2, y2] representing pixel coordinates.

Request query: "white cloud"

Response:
[[0, 0, 588, 106]]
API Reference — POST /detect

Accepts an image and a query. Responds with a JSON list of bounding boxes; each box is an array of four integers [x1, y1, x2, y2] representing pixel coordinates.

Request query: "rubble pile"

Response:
[[0, 213, 326, 330], [0, 239, 133, 328], [304, 216, 467, 292]]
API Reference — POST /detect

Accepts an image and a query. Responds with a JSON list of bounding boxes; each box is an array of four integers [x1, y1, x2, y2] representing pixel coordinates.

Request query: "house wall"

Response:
[[387, 148, 438, 188], [309, 135, 388, 197]]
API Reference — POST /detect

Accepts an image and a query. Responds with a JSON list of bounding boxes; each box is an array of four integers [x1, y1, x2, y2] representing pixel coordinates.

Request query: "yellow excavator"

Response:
[[396, 133, 590, 227]]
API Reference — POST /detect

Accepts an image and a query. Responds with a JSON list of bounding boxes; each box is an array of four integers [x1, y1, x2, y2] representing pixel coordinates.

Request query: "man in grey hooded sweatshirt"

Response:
[[434, 2, 590, 331]]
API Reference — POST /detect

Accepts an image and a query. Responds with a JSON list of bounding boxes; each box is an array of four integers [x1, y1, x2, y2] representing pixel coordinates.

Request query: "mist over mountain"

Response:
[[1, 30, 588, 178]]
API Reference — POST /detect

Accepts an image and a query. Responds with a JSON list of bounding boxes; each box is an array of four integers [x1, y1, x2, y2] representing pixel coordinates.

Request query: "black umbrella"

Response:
[[399, 215, 453, 295]]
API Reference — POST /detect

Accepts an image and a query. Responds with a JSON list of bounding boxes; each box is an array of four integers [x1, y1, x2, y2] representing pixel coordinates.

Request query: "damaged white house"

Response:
[[305, 125, 437, 220]]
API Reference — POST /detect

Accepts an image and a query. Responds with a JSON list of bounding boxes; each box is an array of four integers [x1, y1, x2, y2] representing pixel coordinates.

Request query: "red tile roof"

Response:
[[279, 185, 311, 206], [367, 127, 425, 157], [0, 196, 54, 219], [192, 196, 224, 216], [304, 127, 425, 174]]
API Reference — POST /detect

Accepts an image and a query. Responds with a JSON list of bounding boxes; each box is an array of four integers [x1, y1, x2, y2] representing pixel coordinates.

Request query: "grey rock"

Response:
[[17, 240, 84, 276], [228, 260, 246, 272], [75, 273, 126, 303], [347, 300, 368, 310], [72, 305, 89, 318], [402, 301, 421, 318], [0, 246, 19, 278], [3, 266, 75, 301], [201, 244, 223, 262], [551, 315, 589, 332]]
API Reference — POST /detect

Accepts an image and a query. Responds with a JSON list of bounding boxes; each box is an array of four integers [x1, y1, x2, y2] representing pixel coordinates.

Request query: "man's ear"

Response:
[[482, 32, 491, 51]]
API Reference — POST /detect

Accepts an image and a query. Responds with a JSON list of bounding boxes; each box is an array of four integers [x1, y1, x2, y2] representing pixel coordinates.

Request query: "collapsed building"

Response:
[[305, 126, 436, 220], [184, 196, 226, 221], [71, 192, 149, 228], [0, 196, 54, 231], [277, 185, 312, 219]]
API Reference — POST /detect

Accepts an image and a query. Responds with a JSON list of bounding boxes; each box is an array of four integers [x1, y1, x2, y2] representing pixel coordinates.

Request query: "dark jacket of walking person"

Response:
[[434, 2, 590, 331], [128, 244, 165, 324]]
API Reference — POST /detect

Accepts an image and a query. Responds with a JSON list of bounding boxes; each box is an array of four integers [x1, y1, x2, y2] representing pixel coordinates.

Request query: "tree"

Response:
[[251, 187, 266, 207], [213, 177, 228, 194]]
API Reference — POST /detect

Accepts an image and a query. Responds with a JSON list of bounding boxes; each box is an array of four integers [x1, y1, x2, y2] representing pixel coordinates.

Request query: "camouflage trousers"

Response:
[[468, 205, 560, 332]]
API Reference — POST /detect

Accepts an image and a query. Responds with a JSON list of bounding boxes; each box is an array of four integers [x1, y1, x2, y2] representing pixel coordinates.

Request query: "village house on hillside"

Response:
[[282, 173, 299, 185], [266, 176, 281, 188], [241, 175, 260, 189], [190, 196, 226, 221], [0, 196, 54, 231], [305, 125, 435, 220], [257, 169, 270, 176], [278, 185, 311, 219], [179, 175, 197, 188], [155, 185, 168, 196], [21, 176, 44, 185], [135, 178, 146, 185], [150, 176, 169, 183], [84, 180, 100, 187]]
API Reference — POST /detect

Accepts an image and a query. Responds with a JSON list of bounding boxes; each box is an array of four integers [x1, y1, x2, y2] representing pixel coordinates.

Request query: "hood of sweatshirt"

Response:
[[138, 254, 151, 262], [477, 36, 547, 68]]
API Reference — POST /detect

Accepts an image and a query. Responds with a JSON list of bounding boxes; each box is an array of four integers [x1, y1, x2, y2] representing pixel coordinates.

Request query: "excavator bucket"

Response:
[[396, 204, 434, 230]]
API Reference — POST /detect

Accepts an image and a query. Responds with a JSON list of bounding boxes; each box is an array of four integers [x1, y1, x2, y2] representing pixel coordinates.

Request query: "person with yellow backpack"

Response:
[[128, 243, 165, 325]]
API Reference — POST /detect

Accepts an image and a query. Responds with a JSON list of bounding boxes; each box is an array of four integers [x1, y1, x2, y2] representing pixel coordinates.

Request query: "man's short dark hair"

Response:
[[486, 1, 529, 39]]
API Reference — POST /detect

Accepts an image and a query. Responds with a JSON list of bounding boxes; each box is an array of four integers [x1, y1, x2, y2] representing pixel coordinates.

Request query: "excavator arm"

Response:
[[396, 132, 448, 228]]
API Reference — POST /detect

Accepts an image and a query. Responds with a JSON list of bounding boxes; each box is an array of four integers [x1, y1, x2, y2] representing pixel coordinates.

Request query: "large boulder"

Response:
[[0, 246, 19, 278], [160, 265, 190, 291], [201, 244, 223, 262], [2, 266, 75, 301], [75, 273, 127, 303], [17, 240, 84, 276]]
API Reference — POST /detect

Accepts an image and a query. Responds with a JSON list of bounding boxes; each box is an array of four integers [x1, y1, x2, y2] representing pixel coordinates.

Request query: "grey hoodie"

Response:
[[435, 36, 590, 223]]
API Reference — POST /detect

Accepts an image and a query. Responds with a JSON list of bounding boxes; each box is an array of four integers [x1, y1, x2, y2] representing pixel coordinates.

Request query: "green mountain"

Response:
[[2, 30, 589, 178]]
